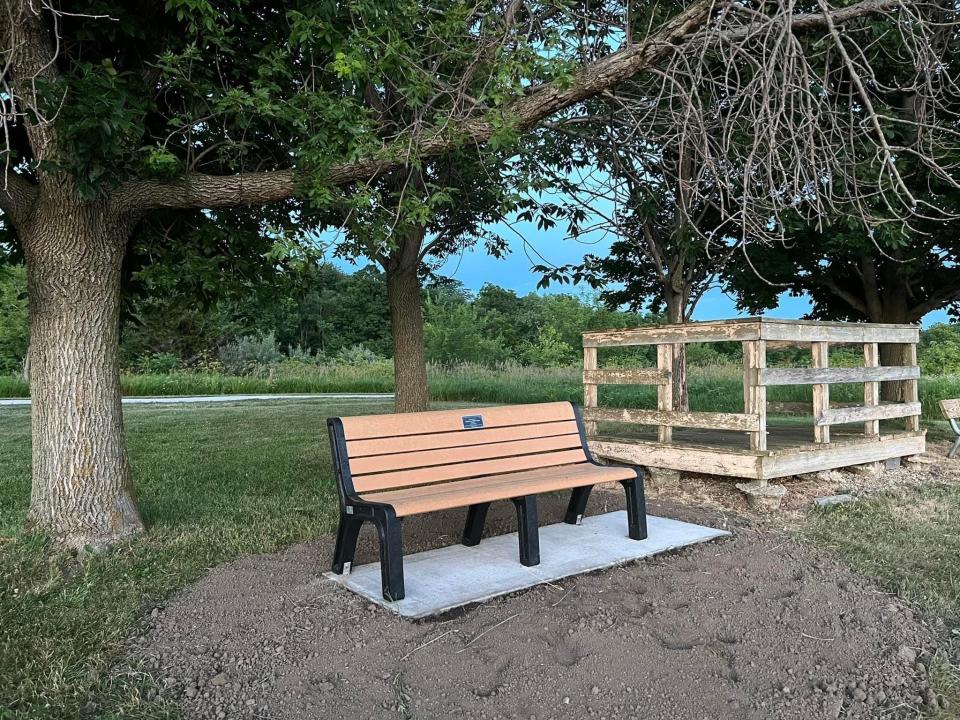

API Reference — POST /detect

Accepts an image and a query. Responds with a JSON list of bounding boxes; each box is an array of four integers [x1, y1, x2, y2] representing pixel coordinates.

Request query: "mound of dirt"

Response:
[[129, 498, 939, 720]]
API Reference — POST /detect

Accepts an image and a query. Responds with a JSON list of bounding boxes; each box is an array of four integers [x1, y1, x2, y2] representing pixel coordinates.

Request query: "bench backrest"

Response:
[[332, 402, 589, 494], [941, 399, 960, 420]]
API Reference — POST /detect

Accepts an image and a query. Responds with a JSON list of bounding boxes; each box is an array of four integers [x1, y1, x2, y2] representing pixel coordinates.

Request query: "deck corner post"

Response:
[[656, 344, 674, 443], [904, 343, 921, 433], [864, 342, 880, 437], [743, 339, 767, 451], [812, 341, 830, 444], [583, 346, 598, 437]]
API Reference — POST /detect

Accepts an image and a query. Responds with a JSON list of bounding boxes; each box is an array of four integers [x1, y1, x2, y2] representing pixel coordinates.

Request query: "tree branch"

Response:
[[909, 287, 960, 321], [116, 0, 900, 214]]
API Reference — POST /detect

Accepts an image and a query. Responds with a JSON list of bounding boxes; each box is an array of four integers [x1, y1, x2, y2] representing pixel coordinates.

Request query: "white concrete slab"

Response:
[[324, 512, 730, 619]]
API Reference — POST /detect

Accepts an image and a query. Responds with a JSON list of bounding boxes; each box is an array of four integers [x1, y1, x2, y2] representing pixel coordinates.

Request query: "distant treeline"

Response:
[[1, 263, 959, 375]]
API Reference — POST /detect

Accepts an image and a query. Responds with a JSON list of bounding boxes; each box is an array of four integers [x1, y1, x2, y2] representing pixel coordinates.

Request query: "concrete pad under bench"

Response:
[[324, 512, 730, 619]]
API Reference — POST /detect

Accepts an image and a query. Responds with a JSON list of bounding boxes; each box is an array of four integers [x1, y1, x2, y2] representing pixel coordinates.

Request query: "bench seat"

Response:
[[361, 463, 638, 517], [327, 401, 647, 601]]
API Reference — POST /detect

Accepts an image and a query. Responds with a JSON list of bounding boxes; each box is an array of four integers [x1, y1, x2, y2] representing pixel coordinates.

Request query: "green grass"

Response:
[[3, 396, 960, 718], [3, 363, 960, 420], [0, 398, 403, 719], [807, 485, 960, 717]]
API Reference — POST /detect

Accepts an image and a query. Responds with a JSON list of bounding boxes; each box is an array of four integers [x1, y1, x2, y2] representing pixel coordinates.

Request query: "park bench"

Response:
[[940, 399, 960, 458], [327, 401, 647, 601]]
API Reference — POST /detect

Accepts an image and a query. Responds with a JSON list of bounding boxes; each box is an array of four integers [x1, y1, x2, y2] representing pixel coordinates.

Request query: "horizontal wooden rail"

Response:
[[583, 368, 671, 385], [583, 407, 761, 432], [759, 366, 919, 386], [815, 402, 922, 427]]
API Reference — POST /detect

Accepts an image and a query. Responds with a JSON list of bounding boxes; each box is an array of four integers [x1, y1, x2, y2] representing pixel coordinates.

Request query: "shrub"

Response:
[[218, 333, 282, 375], [522, 326, 577, 367], [335, 344, 382, 365], [135, 352, 181, 374]]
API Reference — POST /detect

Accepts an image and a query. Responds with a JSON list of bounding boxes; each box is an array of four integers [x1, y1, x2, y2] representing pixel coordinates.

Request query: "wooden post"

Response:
[[904, 342, 920, 432], [864, 342, 880, 437], [743, 340, 767, 451], [583, 346, 598, 437], [656, 344, 673, 443], [812, 341, 830, 443]]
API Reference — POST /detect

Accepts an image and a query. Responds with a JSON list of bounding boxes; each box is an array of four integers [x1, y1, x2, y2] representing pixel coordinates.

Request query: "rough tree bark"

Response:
[[664, 290, 690, 411], [385, 227, 430, 413], [21, 193, 144, 549]]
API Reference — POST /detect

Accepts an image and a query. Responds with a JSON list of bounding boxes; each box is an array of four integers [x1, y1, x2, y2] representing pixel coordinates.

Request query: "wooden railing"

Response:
[[582, 333, 922, 449]]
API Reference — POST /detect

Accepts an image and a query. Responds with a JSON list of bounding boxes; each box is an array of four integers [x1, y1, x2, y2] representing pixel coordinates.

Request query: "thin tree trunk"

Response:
[[386, 230, 429, 413], [665, 292, 689, 411], [22, 200, 144, 549], [873, 264, 911, 402]]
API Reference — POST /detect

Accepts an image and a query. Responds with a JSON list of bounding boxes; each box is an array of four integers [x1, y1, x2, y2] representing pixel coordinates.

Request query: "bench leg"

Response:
[[621, 472, 648, 541], [512, 496, 540, 567], [564, 485, 593, 525], [331, 514, 364, 574], [462, 502, 491, 546], [950, 436, 960, 459], [372, 508, 405, 601]]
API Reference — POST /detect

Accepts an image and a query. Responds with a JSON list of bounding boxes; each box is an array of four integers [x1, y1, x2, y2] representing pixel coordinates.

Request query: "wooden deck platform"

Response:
[[590, 427, 926, 481], [582, 318, 926, 482]]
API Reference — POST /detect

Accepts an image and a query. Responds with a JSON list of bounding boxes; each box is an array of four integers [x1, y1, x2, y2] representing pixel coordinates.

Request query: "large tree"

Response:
[[0, 0, 952, 549], [330, 149, 516, 412]]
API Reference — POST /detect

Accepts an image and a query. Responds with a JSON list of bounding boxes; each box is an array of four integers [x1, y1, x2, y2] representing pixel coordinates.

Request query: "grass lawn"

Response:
[[1, 398, 959, 718], [0, 398, 402, 719], [807, 486, 960, 717]]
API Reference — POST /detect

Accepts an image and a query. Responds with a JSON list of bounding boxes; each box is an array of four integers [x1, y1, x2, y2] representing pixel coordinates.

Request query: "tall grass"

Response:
[[3, 362, 959, 419]]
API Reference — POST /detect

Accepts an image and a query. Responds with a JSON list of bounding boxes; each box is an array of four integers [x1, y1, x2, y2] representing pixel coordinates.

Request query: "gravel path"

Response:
[[128, 496, 941, 720]]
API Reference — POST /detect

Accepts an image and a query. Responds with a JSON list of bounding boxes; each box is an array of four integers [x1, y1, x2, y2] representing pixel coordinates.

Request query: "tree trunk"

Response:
[[665, 292, 689, 411], [22, 199, 144, 549], [386, 232, 429, 413], [870, 264, 911, 402]]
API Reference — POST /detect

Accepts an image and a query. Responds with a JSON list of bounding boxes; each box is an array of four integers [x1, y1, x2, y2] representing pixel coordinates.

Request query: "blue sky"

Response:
[[332, 217, 950, 327]]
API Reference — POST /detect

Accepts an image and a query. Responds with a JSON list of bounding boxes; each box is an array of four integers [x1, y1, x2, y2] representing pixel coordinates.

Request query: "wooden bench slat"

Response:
[[345, 419, 581, 457], [349, 433, 584, 475], [361, 463, 637, 517], [340, 401, 576, 440], [941, 398, 960, 420], [351, 449, 590, 493]]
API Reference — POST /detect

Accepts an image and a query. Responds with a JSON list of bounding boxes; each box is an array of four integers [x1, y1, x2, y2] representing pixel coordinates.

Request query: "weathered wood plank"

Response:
[[763, 434, 926, 479], [743, 340, 767, 451], [904, 344, 921, 432], [811, 342, 830, 444], [583, 346, 598, 437], [582, 368, 670, 385], [761, 321, 919, 345], [589, 439, 762, 479], [864, 343, 880, 436], [758, 365, 919, 386], [583, 406, 761, 432], [582, 320, 761, 347], [656, 344, 674, 442], [816, 402, 922, 426]]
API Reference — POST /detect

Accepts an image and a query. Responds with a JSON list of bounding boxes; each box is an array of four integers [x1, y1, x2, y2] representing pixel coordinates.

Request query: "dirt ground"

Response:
[[129, 450, 959, 720]]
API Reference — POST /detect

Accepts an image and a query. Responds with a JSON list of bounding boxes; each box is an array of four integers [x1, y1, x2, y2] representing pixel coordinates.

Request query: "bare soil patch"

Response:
[[131, 494, 941, 720]]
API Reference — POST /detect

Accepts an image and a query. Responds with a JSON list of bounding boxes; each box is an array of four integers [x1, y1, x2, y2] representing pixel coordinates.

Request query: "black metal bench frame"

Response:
[[327, 403, 647, 602]]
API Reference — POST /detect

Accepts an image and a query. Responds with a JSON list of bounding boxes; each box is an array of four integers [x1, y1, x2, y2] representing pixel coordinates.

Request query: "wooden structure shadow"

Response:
[[582, 318, 926, 481]]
